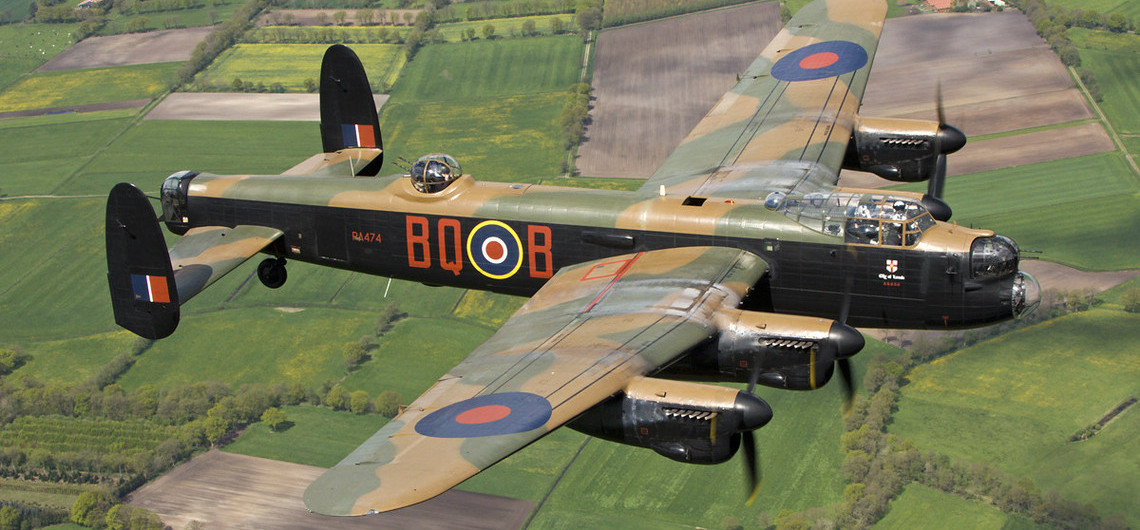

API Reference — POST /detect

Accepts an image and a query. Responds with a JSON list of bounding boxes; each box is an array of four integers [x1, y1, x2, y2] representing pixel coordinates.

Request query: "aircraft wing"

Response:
[[168, 224, 284, 301], [303, 246, 769, 516], [639, 0, 887, 199]]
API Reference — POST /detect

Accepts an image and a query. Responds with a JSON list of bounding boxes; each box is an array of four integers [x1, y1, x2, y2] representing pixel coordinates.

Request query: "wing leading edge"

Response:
[[639, 0, 887, 199], [303, 246, 769, 516]]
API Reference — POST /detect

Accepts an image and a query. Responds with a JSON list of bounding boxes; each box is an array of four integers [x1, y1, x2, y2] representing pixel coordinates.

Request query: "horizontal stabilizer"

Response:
[[106, 183, 180, 339]]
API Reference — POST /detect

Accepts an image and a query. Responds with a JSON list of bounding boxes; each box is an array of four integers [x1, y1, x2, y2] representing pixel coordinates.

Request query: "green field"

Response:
[[15, 330, 140, 386], [115, 307, 377, 390], [97, 0, 245, 35], [435, 14, 576, 41], [0, 478, 95, 510], [391, 35, 583, 101], [64, 119, 318, 195], [381, 93, 566, 183], [890, 152, 1140, 271], [0, 198, 119, 343], [0, 62, 178, 113], [873, 484, 1031, 530], [0, 23, 79, 90], [1043, 0, 1140, 19], [0, 112, 136, 195], [224, 404, 388, 467], [890, 309, 1140, 527], [1078, 48, 1140, 136], [198, 43, 406, 92]]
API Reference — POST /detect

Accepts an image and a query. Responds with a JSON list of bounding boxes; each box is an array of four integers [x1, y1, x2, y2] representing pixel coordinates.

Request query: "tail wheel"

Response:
[[258, 258, 287, 289]]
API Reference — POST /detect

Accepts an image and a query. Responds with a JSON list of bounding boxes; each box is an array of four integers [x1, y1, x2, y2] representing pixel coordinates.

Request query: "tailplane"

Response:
[[320, 44, 383, 176]]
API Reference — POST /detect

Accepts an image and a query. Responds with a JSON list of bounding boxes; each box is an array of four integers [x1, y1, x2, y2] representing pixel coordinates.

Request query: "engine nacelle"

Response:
[[568, 377, 772, 465], [842, 117, 965, 182], [659, 310, 864, 391]]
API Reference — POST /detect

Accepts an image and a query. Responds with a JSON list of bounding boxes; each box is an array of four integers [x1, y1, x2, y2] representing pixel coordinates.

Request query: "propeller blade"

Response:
[[928, 153, 947, 199], [837, 358, 855, 413], [742, 431, 762, 505], [936, 81, 946, 126]]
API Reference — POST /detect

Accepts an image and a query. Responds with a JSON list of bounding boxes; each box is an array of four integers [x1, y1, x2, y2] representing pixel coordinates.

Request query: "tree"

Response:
[[521, 19, 536, 36], [550, 17, 564, 35], [349, 390, 370, 414], [0, 506, 21, 530], [71, 490, 112, 527], [575, 5, 602, 33], [333, 10, 347, 25], [1122, 288, 1140, 313], [314, 11, 328, 25], [374, 390, 401, 417], [355, 8, 373, 26], [303, 78, 317, 92], [203, 415, 230, 445], [326, 385, 349, 410], [231, 77, 244, 91], [482, 23, 495, 39], [261, 406, 287, 431]]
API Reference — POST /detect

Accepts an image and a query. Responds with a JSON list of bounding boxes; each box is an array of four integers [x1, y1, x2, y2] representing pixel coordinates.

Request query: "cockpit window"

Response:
[[410, 153, 461, 193], [771, 192, 935, 246]]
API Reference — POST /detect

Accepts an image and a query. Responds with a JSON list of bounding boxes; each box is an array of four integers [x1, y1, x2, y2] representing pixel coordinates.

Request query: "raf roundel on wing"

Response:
[[415, 392, 553, 438], [771, 40, 868, 82]]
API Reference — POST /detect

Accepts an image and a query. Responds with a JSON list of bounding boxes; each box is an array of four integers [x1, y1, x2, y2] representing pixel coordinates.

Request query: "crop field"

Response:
[[1047, 0, 1140, 18], [381, 93, 566, 183], [0, 415, 177, 455], [0, 478, 96, 510], [0, 112, 136, 195], [602, 0, 751, 27], [0, 23, 78, 90], [890, 153, 1140, 271], [890, 309, 1140, 527], [223, 404, 387, 468], [198, 43, 406, 92], [1078, 48, 1140, 136], [391, 35, 582, 102], [0, 62, 178, 113], [435, 14, 575, 41], [873, 484, 1026, 530]]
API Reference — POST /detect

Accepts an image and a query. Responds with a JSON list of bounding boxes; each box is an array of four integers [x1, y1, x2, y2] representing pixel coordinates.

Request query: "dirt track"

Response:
[[128, 450, 534, 529], [146, 93, 389, 121], [37, 27, 214, 72], [576, 2, 782, 179]]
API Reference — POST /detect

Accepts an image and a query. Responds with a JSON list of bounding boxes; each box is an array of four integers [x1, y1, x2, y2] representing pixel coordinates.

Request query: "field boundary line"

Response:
[[1069, 65, 1140, 179]]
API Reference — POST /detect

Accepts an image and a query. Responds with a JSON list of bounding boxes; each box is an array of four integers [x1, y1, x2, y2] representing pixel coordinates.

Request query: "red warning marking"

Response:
[[456, 405, 512, 425], [800, 52, 839, 70], [485, 240, 505, 261], [583, 252, 644, 313]]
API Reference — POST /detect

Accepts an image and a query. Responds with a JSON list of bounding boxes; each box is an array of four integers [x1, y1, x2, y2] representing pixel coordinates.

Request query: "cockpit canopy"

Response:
[[765, 191, 936, 247], [410, 153, 461, 193]]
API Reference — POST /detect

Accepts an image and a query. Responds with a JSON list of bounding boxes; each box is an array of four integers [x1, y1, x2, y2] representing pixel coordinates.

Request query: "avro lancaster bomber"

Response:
[[106, 0, 1040, 515]]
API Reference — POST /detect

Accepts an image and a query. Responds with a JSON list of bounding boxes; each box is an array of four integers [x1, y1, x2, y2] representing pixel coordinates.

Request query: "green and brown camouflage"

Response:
[[105, 0, 1040, 516]]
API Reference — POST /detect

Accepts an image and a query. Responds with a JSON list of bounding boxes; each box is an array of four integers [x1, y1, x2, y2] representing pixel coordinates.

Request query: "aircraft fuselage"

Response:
[[163, 171, 1032, 330]]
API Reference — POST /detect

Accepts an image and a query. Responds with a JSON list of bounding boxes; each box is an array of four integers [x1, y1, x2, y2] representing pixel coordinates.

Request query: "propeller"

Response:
[[743, 366, 764, 504], [834, 278, 858, 412], [923, 83, 965, 221]]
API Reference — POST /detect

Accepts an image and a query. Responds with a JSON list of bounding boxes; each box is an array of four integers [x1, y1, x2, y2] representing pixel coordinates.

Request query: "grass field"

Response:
[[873, 484, 1030, 530], [0, 23, 78, 90], [198, 43, 406, 92], [890, 308, 1140, 527], [390, 35, 582, 101], [1077, 48, 1140, 136], [0, 112, 136, 196], [15, 330, 140, 386], [890, 153, 1140, 271], [223, 404, 387, 468], [0, 61, 178, 113], [0, 478, 96, 510]]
